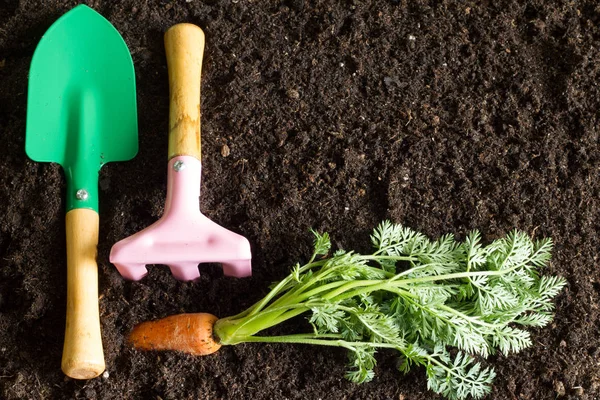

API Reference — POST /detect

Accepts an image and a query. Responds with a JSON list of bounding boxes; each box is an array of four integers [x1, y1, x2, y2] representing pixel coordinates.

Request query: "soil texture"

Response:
[[1, 0, 599, 399]]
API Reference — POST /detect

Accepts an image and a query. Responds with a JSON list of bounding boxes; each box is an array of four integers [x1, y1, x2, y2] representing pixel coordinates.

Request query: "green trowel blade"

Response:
[[25, 5, 138, 212]]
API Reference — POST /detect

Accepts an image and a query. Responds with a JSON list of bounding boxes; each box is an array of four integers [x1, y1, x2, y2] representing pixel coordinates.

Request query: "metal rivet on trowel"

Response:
[[76, 189, 89, 201], [173, 160, 186, 171]]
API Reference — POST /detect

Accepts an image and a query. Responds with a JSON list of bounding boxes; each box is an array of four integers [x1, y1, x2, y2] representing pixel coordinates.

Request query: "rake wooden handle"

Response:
[[164, 23, 205, 160], [62, 208, 105, 379]]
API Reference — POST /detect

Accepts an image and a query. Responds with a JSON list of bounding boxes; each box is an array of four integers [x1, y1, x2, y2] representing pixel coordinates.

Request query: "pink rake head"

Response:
[[110, 156, 252, 281], [110, 24, 251, 281]]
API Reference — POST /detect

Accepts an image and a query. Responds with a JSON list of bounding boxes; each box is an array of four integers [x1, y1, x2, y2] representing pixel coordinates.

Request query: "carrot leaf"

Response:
[[213, 221, 566, 399]]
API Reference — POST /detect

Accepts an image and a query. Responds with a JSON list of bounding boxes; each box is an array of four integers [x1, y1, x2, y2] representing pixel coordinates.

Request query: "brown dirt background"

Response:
[[1, 0, 599, 399]]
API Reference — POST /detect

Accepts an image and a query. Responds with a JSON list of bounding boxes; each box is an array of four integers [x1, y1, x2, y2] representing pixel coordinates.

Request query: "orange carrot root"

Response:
[[128, 313, 221, 355]]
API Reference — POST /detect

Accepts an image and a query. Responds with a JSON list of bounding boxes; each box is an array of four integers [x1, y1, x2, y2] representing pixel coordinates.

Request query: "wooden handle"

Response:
[[164, 23, 205, 160], [62, 208, 105, 379]]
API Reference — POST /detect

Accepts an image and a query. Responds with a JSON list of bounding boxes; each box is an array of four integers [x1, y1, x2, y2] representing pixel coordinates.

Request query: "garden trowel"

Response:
[[25, 5, 138, 379]]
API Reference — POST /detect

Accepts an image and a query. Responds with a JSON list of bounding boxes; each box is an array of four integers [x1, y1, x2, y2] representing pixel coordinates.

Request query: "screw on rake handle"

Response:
[[164, 23, 205, 161]]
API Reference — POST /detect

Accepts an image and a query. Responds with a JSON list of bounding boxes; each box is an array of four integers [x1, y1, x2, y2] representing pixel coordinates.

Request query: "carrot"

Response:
[[126, 223, 566, 400], [128, 313, 221, 356]]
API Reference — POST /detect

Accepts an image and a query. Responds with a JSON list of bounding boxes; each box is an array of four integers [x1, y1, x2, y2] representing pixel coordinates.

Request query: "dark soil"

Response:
[[1, 0, 599, 399]]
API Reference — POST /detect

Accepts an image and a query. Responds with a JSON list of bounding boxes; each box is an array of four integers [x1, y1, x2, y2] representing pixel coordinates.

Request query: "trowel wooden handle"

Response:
[[62, 208, 105, 379], [164, 23, 205, 160]]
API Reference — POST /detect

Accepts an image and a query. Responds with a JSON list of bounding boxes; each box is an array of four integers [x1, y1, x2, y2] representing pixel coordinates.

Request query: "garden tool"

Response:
[[25, 5, 138, 379], [110, 24, 252, 282]]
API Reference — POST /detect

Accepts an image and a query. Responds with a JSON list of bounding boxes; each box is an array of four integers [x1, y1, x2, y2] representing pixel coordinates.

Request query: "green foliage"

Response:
[[310, 229, 331, 261], [426, 344, 496, 400], [214, 221, 567, 400]]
